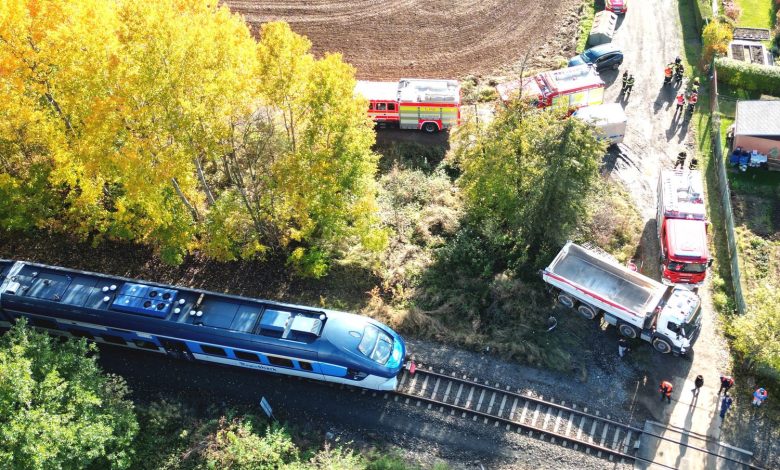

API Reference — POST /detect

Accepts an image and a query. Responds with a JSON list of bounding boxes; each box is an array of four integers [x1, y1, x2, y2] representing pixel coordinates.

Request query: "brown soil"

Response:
[[225, 0, 583, 79]]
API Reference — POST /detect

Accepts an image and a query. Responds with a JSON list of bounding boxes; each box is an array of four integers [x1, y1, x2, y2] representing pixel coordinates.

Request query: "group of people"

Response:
[[664, 57, 685, 85], [656, 374, 769, 421], [674, 151, 698, 170]]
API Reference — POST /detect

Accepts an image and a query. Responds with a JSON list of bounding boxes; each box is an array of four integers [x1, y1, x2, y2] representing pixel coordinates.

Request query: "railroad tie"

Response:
[[541, 399, 553, 431], [462, 385, 475, 418], [610, 424, 622, 461], [550, 401, 565, 444], [574, 407, 587, 450], [495, 388, 509, 427], [452, 383, 464, 415], [428, 377, 441, 410], [506, 396, 519, 430], [440, 379, 453, 412], [587, 410, 599, 454]]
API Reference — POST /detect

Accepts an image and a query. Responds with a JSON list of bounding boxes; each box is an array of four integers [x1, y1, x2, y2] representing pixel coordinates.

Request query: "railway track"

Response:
[[391, 365, 642, 465]]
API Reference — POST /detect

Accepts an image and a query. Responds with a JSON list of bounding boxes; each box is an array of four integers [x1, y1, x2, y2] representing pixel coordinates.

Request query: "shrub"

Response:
[[715, 57, 780, 94], [702, 20, 733, 64], [723, 1, 742, 21]]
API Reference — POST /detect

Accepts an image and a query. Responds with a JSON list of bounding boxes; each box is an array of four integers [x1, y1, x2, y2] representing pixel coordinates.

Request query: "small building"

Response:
[[733, 100, 780, 170]]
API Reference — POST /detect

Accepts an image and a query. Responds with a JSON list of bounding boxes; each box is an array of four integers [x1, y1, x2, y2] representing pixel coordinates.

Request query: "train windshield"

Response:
[[358, 325, 393, 364]]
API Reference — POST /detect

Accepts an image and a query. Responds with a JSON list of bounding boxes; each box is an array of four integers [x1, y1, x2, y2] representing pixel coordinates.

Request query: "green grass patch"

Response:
[[576, 1, 599, 54], [735, 0, 775, 29]]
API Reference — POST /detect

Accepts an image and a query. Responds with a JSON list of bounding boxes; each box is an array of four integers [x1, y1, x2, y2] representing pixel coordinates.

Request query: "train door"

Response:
[[160, 338, 193, 361]]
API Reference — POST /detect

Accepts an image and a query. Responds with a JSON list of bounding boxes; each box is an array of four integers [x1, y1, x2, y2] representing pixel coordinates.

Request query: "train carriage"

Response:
[[0, 260, 406, 391]]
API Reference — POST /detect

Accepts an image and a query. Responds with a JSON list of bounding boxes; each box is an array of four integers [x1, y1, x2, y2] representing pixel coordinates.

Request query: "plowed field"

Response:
[[225, 0, 581, 79]]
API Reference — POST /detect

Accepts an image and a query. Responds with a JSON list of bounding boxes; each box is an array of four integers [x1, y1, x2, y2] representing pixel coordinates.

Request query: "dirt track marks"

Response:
[[225, 0, 581, 79]]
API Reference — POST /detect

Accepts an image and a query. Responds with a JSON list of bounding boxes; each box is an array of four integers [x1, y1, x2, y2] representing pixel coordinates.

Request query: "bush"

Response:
[[715, 57, 780, 94], [723, 1, 742, 21], [703, 20, 734, 64]]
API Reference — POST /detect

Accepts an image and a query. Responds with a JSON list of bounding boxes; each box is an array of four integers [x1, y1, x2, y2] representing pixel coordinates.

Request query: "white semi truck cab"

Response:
[[542, 242, 702, 355]]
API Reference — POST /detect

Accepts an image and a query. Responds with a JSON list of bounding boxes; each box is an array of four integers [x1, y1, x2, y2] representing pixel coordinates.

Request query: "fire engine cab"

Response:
[[355, 79, 461, 133], [657, 169, 712, 287]]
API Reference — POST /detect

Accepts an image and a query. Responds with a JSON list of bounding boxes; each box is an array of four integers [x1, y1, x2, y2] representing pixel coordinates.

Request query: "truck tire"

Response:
[[421, 122, 439, 134], [557, 293, 576, 309], [652, 338, 672, 354], [618, 323, 638, 339], [577, 303, 598, 320]]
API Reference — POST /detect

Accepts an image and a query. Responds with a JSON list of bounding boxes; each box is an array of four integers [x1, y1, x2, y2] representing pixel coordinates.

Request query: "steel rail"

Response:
[[395, 367, 762, 469]]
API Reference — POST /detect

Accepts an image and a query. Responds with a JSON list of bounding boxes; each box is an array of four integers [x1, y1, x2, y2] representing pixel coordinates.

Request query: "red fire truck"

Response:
[[657, 170, 712, 286], [354, 79, 461, 133], [495, 65, 605, 112]]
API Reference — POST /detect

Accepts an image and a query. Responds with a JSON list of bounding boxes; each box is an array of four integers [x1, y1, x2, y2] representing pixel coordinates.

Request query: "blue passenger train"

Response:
[[0, 260, 406, 390]]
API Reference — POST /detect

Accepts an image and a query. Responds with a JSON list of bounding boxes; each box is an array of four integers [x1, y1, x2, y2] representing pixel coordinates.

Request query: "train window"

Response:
[[201, 345, 227, 356], [234, 350, 259, 362], [101, 334, 127, 345], [388, 103, 396, 111], [298, 361, 313, 371], [376, 103, 387, 111], [267, 356, 293, 368], [133, 339, 158, 350], [70, 329, 94, 340], [29, 317, 58, 330]]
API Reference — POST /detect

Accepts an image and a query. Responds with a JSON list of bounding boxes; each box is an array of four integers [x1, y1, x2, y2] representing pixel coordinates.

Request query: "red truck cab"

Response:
[[606, 0, 628, 14], [660, 218, 710, 285], [657, 170, 712, 287]]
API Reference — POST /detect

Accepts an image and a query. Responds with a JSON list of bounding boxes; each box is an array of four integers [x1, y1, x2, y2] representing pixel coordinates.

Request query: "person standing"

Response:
[[621, 71, 629, 92], [718, 375, 734, 395], [720, 393, 733, 419], [618, 338, 630, 358], [675, 93, 686, 115], [674, 151, 687, 169], [692, 375, 704, 397], [752, 387, 768, 407], [659, 380, 673, 404]]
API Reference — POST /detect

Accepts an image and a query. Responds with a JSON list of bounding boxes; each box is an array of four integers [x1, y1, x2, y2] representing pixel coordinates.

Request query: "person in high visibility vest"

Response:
[[752, 387, 768, 407], [664, 64, 673, 84], [718, 375, 735, 395], [675, 93, 686, 115], [659, 380, 673, 404]]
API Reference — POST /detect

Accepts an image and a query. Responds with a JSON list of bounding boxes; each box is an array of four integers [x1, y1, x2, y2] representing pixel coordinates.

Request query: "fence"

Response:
[[709, 64, 748, 314]]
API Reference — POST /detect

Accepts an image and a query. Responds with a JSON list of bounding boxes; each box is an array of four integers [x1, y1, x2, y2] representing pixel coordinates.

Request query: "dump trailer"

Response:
[[657, 170, 712, 287], [355, 79, 461, 133], [542, 242, 702, 355]]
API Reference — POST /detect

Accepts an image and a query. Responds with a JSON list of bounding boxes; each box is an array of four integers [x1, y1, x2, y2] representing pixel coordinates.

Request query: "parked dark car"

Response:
[[568, 44, 624, 71]]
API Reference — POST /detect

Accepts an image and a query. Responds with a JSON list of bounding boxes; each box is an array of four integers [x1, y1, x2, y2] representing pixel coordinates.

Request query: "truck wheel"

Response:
[[652, 338, 672, 354], [618, 324, 638, 339], [421, 122, 439, 134], [577, 304, 598, 320], [557, 293, 575, 309]]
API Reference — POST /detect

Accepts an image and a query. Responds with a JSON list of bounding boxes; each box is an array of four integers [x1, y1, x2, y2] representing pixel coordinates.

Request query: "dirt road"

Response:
[[603, 1, 775, 466], [225, 0, 581, 79]]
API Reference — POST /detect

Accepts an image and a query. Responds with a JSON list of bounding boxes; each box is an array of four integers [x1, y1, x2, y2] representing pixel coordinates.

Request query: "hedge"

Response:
[[715, 57, 780, 95], [692, 0, 713, 34]]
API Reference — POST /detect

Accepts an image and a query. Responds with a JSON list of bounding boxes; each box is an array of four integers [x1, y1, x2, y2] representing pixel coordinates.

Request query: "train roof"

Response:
[[0, 260, 342, 344]]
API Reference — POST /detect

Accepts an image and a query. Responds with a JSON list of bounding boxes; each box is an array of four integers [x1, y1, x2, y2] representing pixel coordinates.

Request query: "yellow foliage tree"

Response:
[[1, 3, 384, 273]]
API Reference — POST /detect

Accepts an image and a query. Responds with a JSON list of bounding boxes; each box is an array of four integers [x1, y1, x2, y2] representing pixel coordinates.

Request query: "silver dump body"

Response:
[[544, 242, 667, 318]]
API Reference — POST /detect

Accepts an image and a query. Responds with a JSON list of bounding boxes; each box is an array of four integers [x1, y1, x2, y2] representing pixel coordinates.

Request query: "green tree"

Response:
[[0, 320, 137, 469], [454, 101, 605, 268], [730, 286, 780, 375]]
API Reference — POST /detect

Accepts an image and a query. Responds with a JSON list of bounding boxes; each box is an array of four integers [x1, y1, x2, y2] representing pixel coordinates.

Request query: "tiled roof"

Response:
[[735, 100, 780, 136]]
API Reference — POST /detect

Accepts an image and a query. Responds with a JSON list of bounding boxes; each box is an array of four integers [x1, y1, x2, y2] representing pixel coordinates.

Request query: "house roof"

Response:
[[735, 100, 780, 136]]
